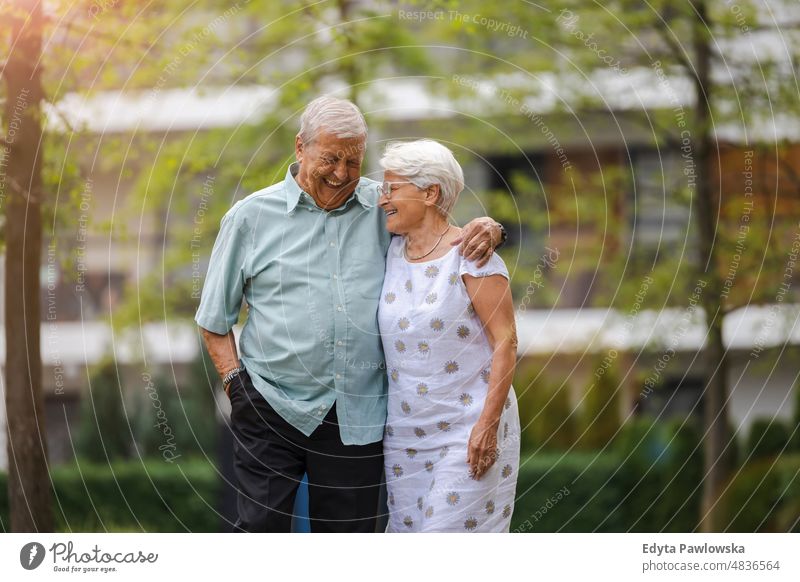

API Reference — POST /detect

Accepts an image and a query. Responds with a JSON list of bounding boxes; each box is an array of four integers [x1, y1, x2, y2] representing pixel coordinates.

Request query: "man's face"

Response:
[[294, 131, 366, 210]]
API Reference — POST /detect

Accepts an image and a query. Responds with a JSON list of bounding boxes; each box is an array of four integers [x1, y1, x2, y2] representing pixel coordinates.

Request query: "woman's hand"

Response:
[[467, 418, 500, 480]]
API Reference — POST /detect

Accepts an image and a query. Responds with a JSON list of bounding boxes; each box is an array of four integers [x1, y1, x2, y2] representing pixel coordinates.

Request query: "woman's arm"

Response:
[[463, 274, 518, 480]]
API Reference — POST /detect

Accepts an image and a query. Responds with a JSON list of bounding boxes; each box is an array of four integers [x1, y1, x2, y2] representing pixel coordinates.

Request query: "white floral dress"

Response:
[[378, 236, 520, 532]]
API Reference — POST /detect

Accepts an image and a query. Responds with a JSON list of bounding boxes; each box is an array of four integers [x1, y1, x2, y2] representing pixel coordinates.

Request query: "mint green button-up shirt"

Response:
[[195, 163, 391, 445]]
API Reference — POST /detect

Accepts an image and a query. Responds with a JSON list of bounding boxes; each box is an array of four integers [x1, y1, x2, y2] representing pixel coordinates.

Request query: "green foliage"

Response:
[[511, 452, 627, 532], [790, 378, 800, 453], [133, 350, 219, 460], [515, 364, 577, 452], [576, 358, 622, 450], [513, 417, 705, 532], [746, 418, 791, 460], [719, 455, 800, 532], [0, 459, 220, 532], [76, 351, 218, 463], [612, 416, 704, 532], [76, 360, 134, 463]]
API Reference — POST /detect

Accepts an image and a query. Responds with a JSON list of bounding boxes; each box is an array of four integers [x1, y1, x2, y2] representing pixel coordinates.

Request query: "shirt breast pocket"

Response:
[[349, 252, 385, 300]]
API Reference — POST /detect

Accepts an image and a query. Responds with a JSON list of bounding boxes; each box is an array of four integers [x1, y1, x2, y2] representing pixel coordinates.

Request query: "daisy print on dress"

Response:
[[418, 341, 430, 354], [425, 506, 434, 519], [401, 401, 411, 415], [388, 492, 395, 506], [448, 271, 459, 285], [384, 292, 396, 304], [425, 292, 438, 304], [464, 517, 478, 531], [456, 325, 471, 339], [458, 393, 474, 407], [502, 505, 512, 518], [385, 425, 394, 437], [501, 464, 513, 478], [439, 446, 450, 458], [436, 420, 452, 432], [444, 360, 460, 374], [406, 448, 418, 459], [404, 279, 413, 292], [392, 464, 404, 478], [390, 368, 399, 382], [414, 427, 427, 439], [424, 265, 440, 278], [430, 318, 444, 332], [480, 368, 490, 384], [485, 500, 495, 515], [395, 339, 407, 353], [398, 317, 410, 331], [416, 382, 429, 396], [417, 497, 424, 511], [424, 460, 434, 472], [403, 516, 413, 528], [446, 492, 461, 506]]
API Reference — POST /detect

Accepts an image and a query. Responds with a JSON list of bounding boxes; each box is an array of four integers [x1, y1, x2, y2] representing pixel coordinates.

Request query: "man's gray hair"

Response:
[[380, 139, 465, 216], [298, 95, 368, 143]]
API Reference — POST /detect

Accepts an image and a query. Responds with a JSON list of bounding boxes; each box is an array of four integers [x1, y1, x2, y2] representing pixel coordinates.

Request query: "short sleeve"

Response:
[[194, 208, 251, 335], [458, 251, 509, 280]]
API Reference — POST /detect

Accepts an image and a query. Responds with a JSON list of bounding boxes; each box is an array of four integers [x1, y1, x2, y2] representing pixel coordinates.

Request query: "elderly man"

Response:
[[196, 95, 505, 533]]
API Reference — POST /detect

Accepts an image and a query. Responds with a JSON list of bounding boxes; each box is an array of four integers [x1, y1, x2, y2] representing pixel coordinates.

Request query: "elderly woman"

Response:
[[377, 140, 520, 532]]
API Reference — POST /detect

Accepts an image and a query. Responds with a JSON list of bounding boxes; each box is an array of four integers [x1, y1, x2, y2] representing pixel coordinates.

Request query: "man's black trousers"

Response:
[[228, 372, 384, 533]]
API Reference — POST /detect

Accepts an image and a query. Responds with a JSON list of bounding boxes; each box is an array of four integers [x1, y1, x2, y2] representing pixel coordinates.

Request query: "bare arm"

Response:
[[200, 328, 240, 395], [463, 274, 518, 479]]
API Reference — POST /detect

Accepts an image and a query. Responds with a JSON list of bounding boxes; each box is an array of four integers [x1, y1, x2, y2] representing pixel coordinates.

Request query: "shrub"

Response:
[[746, 417, 790, 460], [76, 359, 134, 462], [511, 452, 627, 532], [515, 364, 577, 452], [0, 459, 220, 532], [576, 357, 622, 450], [719, 454, 800, 532], [132, 350, 218, 461], [612, 416, 703, 531]]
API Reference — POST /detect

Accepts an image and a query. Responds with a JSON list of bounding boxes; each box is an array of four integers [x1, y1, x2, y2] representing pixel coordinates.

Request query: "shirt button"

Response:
[[333, 273, 338, 279], [337, 305, 343, 312], [336, 373, 341, 379], [317, 410, 324, 416], [336, 340, 343, 346], [329, 241, 336, 247]]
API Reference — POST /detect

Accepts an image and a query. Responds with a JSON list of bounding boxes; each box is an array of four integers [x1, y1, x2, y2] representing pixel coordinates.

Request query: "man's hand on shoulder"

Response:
[[451, 217, 504, 267]]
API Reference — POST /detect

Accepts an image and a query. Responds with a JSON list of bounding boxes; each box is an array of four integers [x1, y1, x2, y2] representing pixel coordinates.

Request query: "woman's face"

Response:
[[378, 170, 435, 234]]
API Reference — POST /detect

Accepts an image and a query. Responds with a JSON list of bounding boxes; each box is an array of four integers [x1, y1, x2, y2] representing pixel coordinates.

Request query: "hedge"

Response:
[[511, 452, 628, 532], [0, 458, 220, 532], [719, 454, 800, 532], [512, 418, 704, 532]]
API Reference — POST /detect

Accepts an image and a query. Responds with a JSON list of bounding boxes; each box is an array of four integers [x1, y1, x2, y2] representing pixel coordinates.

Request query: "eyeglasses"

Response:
[[378, 181, 416, 199]]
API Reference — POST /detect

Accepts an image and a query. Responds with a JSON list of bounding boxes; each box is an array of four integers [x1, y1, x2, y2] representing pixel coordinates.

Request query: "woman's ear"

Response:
[[425, 184, 441, 207]]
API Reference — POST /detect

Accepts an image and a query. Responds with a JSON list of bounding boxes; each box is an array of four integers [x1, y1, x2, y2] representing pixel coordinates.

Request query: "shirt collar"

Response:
[[285, 162, 375, 213]]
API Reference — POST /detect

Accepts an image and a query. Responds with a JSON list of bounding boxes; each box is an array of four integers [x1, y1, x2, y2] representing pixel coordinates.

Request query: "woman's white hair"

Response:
[[298, 95, 368, 143], [380, 139, 465, 216]]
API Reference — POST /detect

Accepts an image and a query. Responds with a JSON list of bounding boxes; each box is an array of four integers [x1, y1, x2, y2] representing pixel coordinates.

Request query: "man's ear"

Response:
[[295, 134, 304, 162]]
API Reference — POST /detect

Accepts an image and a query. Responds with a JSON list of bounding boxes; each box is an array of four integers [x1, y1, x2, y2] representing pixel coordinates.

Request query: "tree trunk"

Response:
[[691, 0, 731, 533], [2, 0, 53, 532]]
